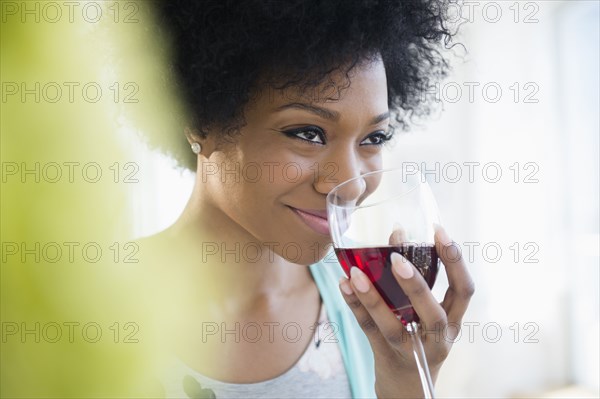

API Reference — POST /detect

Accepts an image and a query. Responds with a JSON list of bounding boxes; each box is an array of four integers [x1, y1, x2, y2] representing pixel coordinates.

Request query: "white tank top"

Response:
[[160, 300, 353, 398]]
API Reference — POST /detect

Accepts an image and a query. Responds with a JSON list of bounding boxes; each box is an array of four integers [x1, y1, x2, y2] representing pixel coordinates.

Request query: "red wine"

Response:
[[335, 245, 439, 324]]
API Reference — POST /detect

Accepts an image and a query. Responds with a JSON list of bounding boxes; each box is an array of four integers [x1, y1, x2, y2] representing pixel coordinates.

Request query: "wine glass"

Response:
[[326, 166, 441, 399]]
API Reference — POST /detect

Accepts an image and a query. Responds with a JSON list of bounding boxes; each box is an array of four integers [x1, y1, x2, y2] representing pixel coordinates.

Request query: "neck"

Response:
[[165, 183, 315, 315]]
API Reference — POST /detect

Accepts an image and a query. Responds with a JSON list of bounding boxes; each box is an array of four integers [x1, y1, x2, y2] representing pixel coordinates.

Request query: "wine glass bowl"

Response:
[[326, 167, 441, 322], [327, 167, 439, 248], [326, 166, 441, 398]]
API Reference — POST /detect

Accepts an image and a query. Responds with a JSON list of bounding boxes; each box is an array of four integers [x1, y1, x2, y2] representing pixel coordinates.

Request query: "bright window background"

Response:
[[128, 1, 599, 397]]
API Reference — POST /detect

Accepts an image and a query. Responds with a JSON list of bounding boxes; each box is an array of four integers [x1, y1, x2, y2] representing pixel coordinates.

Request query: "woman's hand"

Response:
[[338, 225, 475, 398]]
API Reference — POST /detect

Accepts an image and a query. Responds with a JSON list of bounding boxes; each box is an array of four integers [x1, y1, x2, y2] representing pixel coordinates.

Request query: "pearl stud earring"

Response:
[[191, 142, 202, 154]]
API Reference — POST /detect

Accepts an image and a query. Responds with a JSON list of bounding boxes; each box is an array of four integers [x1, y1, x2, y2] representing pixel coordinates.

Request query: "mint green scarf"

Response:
[[309, 251, 377, 398]]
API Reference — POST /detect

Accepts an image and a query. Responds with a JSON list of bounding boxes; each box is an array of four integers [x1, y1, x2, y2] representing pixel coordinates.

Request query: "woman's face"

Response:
[[199, 58, 390, 264]]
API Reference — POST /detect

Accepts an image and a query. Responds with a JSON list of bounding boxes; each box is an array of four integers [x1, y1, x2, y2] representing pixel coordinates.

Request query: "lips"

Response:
[[288, 206, 330, 236]]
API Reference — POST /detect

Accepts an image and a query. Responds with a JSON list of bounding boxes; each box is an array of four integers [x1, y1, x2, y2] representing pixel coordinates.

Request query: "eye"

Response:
[[360, 130, 393, 146], [282, 126, 326, 145]]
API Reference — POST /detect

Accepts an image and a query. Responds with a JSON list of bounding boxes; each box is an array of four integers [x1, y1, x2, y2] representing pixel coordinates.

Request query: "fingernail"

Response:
[[339, 277, 354, 296], [391, 252, 414, 279], [434, 224, 451, 245], [350, 267, 370, 293]]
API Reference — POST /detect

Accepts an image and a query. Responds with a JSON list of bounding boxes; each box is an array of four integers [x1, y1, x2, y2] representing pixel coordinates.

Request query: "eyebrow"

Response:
[[370, 111, 391, 125], [275, 102, 390, 125]]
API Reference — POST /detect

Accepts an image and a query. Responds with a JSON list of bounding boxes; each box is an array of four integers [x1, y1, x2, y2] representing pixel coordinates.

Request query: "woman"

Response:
[[141, 1, 475, 397]]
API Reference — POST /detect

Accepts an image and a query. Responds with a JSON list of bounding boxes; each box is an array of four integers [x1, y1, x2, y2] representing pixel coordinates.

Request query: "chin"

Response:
[[269, 235, 334, 265]]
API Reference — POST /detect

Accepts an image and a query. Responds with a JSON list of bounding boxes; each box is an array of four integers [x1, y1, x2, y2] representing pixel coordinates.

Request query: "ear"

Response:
[[184, 126, 221, 156], [184, 127, 201, 145]]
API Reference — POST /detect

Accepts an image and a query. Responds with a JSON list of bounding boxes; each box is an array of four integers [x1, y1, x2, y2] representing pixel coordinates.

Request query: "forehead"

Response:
[[250, 58, 388, 114]]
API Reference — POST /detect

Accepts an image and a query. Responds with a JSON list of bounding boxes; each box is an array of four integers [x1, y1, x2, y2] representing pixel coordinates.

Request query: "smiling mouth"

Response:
[[287, 206, 330, 236]]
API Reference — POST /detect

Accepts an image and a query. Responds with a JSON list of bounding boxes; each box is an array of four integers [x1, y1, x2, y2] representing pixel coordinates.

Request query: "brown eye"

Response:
[[360, 131, 393, 146], [282, 126, 326, 145]]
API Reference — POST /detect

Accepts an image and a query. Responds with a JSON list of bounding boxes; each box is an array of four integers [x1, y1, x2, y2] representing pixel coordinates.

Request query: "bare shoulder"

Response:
[[132, 228, 178, 266]]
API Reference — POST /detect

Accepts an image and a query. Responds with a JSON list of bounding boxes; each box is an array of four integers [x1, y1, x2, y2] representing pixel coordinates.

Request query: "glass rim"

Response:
[[326, 167, 427, 210]]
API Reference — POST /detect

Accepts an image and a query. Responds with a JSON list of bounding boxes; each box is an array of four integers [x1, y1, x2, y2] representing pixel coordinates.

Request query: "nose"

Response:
[[313, 145, 367, 203]]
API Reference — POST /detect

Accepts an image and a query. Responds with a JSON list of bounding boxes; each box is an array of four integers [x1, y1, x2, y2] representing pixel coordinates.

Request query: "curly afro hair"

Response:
[[152, 0, 458, 171]]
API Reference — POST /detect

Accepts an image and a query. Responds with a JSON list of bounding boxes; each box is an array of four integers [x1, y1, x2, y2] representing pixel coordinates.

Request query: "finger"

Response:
[[338, 275, 389, 352], [349, 266, 417, 349], [390, 252, 447, 333], [388, 223, 408, 245], [339, 271, 409, 351], [434, 225, 475, 324]]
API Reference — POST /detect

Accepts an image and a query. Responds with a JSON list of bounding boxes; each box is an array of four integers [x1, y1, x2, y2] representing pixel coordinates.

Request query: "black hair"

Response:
[[152, 0, 459, 171]]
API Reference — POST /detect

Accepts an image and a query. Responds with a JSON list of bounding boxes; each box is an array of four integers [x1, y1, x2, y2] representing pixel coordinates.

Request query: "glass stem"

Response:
[[406, 321, 435, 399]]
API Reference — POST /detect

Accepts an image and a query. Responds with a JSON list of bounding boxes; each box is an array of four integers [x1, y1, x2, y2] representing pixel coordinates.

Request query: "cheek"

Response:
[[363, 151, 384, 172], [205, 162, 334, 264], [201, 149, 299, 225], [235, 139, 320, 191]]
